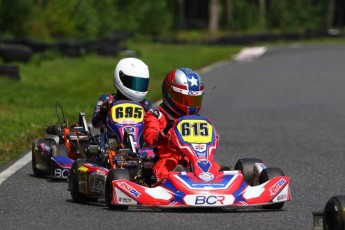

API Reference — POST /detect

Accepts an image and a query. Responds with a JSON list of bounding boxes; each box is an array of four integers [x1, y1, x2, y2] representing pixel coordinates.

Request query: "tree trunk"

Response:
[[259, 0, 266, 31], [177, 0, 186, 29], [208, 0, 220, 36], [226, 0, 233, 25], [327, 0, 335, 29]]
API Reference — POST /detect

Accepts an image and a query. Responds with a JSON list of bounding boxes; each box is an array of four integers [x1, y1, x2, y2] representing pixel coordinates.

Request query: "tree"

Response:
[[208, 0, 220, 36], [226, 0, 234, 25], [0, 0, 33, 38], [327, 0, 335, 29], [259, 0, 266, 30]]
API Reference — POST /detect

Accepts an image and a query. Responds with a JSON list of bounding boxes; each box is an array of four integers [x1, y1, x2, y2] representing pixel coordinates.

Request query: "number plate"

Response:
[[111, 103, 144, 123], [176, 119, 213, 144]]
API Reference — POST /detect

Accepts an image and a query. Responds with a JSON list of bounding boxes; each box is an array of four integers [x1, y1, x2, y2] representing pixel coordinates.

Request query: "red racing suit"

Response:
[[143, 104, 220, 181]]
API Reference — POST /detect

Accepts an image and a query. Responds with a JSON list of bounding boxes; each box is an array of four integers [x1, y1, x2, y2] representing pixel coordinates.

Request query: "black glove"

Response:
[[100, 102, 109, 123]]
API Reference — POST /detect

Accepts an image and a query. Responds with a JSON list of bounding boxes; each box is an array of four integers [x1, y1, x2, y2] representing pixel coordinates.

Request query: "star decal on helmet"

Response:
[[188, 76, 198, 86]]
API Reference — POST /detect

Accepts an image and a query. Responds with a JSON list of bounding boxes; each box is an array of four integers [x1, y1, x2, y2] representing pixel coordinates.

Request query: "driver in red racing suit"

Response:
[[143, 68, 221, 182]]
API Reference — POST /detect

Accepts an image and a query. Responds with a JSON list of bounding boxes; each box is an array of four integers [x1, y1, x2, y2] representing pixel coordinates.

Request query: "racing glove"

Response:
[[99, 100, 112, 123]]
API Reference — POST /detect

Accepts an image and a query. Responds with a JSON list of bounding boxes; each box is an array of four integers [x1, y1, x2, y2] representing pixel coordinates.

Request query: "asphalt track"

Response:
[[1, 43, 345, 230]]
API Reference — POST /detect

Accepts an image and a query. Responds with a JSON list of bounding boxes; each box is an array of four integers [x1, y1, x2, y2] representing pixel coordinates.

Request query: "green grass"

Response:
[[0, 42, 241, 165]]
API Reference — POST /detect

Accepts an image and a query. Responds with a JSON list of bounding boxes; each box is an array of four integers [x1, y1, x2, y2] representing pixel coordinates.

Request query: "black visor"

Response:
[[119, 71, 149, 92]]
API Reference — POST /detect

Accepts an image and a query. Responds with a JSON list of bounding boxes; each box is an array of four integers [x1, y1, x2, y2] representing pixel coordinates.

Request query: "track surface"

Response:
[[1, 43, 345, 230]]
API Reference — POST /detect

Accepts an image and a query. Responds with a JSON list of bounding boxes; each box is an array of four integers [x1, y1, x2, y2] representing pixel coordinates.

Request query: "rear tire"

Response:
[[32, 142, 42, 176], [69, 160, 97, 203], [105, 168, 130, 210], [234, 158, 263, 184], [323, 195, 345, 230], [259, 167, 285, 210]]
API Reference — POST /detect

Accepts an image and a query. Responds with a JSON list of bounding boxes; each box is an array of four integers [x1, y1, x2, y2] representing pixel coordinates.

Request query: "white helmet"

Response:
[[114, 58, 149, 102]]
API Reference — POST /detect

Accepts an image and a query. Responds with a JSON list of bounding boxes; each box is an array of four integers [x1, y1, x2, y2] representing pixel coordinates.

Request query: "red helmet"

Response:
[[162, 68, 204, 116]]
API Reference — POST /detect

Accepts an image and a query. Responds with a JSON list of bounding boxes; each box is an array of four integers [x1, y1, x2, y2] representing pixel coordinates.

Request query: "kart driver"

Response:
[[92, 57, 151, 156], [143, 68, 222, 183]]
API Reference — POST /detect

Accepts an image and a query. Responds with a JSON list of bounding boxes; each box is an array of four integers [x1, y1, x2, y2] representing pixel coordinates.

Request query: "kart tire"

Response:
[[51, 144, 68, 157], [234, 158, 263, 184], [32, 142, 42, 177], [32, 138, 57, 176], [259, 167, 285, 210], [69, 159, 97, 203], [0, 65, 20, 80], [105, 168, 130, 210], [323, 195, 345, 230]]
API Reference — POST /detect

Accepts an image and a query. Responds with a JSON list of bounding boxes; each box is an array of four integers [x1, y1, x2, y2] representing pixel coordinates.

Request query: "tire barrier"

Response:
[[0, 44, 32, 63], [0, 32, 130, 60], [2, 38, 50, 53], [58, 42, 87, 58], [0, 65, 20, 80], [87, 38, 123, 57]]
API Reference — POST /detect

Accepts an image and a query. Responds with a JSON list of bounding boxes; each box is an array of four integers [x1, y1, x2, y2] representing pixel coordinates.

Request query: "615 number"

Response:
[[181, 122, 209, 136]]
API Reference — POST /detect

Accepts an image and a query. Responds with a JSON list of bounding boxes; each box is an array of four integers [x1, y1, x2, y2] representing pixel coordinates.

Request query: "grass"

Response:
[[0, 42, 241, 165]]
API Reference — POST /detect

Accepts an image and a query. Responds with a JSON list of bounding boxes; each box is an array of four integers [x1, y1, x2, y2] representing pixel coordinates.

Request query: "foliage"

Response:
[[0, 0, 336, 41], [231, 0, 260, 31], [0, 0, 34, 38], [0, 0, 173, 40], [267, 0, 329, 32]]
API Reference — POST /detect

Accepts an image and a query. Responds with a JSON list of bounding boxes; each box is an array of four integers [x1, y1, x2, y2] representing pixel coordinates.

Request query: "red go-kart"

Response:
[[104, 115, 291, 210]]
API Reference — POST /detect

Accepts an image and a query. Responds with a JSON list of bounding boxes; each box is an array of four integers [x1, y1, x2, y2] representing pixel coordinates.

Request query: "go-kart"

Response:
[[69, 101, 155, 202], [104, 114, 291, 210], [32, 104, 99, 179]]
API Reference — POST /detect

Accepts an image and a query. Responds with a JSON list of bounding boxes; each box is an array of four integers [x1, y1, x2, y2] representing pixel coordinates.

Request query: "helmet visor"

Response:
[[170, 89, 203, 107], [120, 71, 149, 92]]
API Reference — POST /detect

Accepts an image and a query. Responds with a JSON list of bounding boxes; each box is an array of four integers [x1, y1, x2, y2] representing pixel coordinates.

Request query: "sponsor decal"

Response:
[[193, 144, 206, 152], [54, 168, 69, 178], [176, 174, 235, 190], [118, 197, 132, 204], [199, 172, 214, 182], [117, 182, 141, 198], [188, 90, 203, 96], [269, 178, 286, 196], [184, 194, 235, 206], [89, 173, 105, 193], [277, 194, 287, 201]]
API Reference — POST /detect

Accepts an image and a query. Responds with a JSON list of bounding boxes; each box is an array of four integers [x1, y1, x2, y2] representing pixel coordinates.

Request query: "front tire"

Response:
[[69, 160, 97, 203], [234, 158, 263, 184], [323, 195, 345, 230], [105, 168, 130, 210], [259, 167, 285, 210]]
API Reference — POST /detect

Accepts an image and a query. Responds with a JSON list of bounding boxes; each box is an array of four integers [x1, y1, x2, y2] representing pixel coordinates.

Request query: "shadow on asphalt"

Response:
[[100, 206, 286, 213]]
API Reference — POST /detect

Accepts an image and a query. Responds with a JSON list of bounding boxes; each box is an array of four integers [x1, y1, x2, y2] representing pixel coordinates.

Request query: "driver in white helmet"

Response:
[[92, 57, 151, 128], [91, 58, 151, 155]]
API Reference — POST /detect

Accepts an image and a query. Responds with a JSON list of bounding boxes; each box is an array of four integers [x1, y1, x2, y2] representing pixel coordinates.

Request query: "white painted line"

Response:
[[0, 151, 31, 185], [233, 46, 267, 62], [199, 60, 229, 74]]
